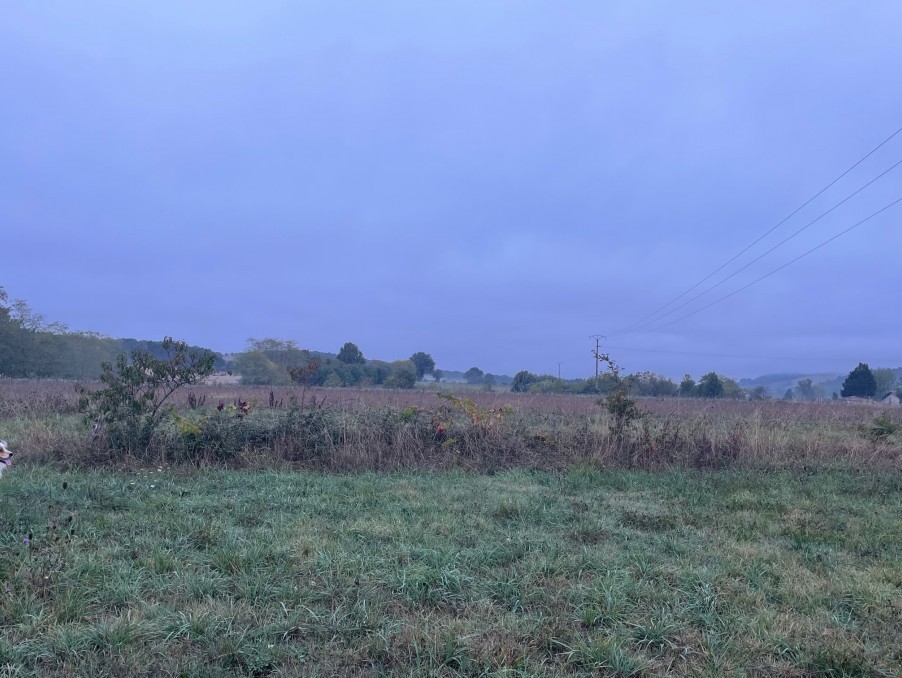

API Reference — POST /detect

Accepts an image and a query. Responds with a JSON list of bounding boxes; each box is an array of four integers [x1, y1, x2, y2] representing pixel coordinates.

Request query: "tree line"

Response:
[[509, 369, 754, 398], [3, 287, 899, 399], [0, 287, 225, 379], [232, 339, 437, 390], [511, 364, 901, 401]]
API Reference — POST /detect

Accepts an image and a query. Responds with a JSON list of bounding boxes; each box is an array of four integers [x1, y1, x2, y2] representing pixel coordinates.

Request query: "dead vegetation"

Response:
[[2, 380, 899, 472]]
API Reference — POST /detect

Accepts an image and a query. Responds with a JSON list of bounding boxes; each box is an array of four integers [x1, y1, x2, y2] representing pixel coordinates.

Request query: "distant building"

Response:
[[879, 391, 900, 406], [842, 396, 879, 406]]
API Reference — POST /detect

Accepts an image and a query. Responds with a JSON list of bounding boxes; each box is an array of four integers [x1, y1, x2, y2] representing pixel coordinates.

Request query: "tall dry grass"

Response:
[[3, 379, 900, 471]]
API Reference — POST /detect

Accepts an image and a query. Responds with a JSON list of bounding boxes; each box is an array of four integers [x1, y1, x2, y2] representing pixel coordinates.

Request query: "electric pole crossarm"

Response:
[[590, 335, 605, 382]]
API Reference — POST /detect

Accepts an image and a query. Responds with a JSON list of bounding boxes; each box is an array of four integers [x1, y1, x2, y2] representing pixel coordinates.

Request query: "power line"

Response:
[[633, 195, 902, 335], [614, 125, 902, 335], [603, 344, 818, 362], [618, 157, 902, 336]]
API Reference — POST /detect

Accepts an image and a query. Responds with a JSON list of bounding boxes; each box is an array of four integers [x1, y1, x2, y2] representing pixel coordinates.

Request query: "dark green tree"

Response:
[[679, 374, 696, 397], [409, 352, 436, 380], [337, 342, 366, 365], [511, 370, 538, 393], [432, 368, 443, 383], [367, 360, 393, 386], [697, 372, 724, 398], [840, 363, 877, 398]]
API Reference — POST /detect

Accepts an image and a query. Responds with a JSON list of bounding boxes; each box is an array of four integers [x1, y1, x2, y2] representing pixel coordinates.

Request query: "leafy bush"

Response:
[[602, 389, 642, 437], [77, 337, 215, 454]]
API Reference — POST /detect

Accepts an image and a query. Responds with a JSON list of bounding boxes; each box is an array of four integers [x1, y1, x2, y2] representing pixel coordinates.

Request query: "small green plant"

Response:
[[8, 495, 78, 603], [594, 352, 642, 436], [862, 412, 898, 443], [77, 337, 215, 453], [604, 389, 642, 436]]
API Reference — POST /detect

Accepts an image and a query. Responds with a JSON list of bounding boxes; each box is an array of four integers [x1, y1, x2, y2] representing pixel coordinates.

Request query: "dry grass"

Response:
[[2, 379, 900, 472]]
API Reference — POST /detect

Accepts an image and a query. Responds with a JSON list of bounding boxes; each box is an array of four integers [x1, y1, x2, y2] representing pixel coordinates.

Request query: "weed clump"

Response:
[[862, 412, 900, 443]]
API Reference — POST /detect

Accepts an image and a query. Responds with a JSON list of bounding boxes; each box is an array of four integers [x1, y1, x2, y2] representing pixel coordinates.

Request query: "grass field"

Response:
[[1, 466, 899, 676]]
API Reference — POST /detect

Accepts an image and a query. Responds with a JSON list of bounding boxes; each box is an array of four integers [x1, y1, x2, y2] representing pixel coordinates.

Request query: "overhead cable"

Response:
[[619, 157, 902, 335], [614, 125, 902, 335], [632, 195, 902, 335]]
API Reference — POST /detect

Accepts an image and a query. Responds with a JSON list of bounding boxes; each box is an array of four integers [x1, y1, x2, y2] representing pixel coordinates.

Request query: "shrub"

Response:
[[77, 337, 215, 454], [863, 413, 899, 443]]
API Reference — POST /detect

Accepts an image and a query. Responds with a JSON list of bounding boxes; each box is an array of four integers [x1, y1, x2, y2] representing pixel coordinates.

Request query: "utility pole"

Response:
[[557, 362, 562, 379], [590, 334, 605, 382]]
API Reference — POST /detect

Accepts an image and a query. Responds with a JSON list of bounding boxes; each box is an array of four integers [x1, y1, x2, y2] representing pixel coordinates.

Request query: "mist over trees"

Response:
[[872, 368, 897, 396], [464, 367, 485, 384]]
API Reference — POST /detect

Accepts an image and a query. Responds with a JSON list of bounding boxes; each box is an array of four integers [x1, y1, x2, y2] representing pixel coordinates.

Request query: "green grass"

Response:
[[0, 467, 899, 676]]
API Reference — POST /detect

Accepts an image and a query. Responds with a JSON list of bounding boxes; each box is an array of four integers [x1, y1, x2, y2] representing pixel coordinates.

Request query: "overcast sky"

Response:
[[2, 2, 900, 380]]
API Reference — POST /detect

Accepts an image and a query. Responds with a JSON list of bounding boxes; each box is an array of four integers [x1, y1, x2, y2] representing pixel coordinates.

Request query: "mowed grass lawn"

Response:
[[0, 467, 899, 677]]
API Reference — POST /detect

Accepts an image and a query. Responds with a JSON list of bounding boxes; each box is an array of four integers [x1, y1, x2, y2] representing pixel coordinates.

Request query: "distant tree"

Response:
[[697, 372, 723, 398], [367, 360, 393, 386], [679, 374, 696, 397], [235, 337, 309, 385], [872, 368, 897, 396], [529, 377, 567, 394], [384, 361, 416, 389], [783, 389, 794, 401], [9, 297, 66, 333], [409, 352, 436, 380], [483, 373, 496, 391], [796, 378, 815, 401], [592, 373, 621, 395], [319, 372, 339, 387], [648, 374, 678, 397], [626, 372, 678, 397], [432, 368, 443, 383], [841, 363, 877, 398], [0, 288, 27, 376], [233, 351, 288, 385], [464, 367, 484, 384], [749, 386, 770, 401], [511, 370, 538, 393], [720, 377, 742, 399], [0, 286, 224, 380], [793, 378, 827, 401], [337, 342, 366, 365]]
